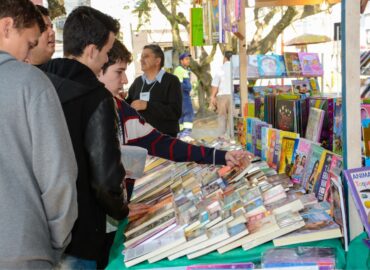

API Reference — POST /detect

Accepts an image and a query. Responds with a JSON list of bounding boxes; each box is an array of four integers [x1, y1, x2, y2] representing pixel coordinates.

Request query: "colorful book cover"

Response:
[[267, 128, 277, 168], [257, 55, 285, 77], [261, 126, 269, 161], [310, 97, 335, 151], [333, 98, 343, 155], [362, 119, 370, 166], [301, 144, 325, 192], [291, 139, 313, 184], [271, 130, 281, 170], [361, 104, 370, 120], [255, 122, 269, 158], [210, 0, 220, 44], [307, 78, 321, 96], [278, 137, 298, 176], [314, 151, 334, 201], [284, 52, 302, 76], [298, 52, 323, 76], [344, 167, 370, 239], [276, 99, 297, 132], [233, 116, 246, 147], [292, 79, 311, 95]]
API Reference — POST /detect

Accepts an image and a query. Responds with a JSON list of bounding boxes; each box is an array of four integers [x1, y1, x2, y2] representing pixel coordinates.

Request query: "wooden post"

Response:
[[239, 0, 248, 117], [342, 0, 363, 240]]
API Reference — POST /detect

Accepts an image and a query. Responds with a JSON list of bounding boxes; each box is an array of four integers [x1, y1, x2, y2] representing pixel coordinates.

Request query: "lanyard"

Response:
[[140, 80, 157, 94]]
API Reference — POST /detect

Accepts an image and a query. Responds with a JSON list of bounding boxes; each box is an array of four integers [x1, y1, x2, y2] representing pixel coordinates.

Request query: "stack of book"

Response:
[[122, 149, 346, 267]]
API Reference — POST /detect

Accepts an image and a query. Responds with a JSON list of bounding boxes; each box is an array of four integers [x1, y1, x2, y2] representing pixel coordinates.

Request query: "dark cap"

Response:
[[179, 52, 191, 60]]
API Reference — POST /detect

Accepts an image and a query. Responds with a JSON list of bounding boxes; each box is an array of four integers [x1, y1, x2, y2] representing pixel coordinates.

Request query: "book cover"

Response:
[[291, 138, 313, 184], [298, 52, 323, 76], [314, 151, 334, 201], [273, 209, 342, 246], [301, 144, 325, 192], [329, 173, 348, 251], [278, 137, 298, 175], [257, 55, 285, 77], [343, 167, 370, 239], [305, 107, 325, 143], [284, 52, 302, 76], [292, 79, 311, 95], [333, 98, 343, 155], [262, 247, 336, 269], [276, 99, 296, 132], [310, 97, 335, 150]]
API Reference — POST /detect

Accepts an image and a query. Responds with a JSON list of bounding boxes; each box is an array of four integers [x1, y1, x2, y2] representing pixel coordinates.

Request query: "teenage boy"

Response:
[[39, 6, 128, 269], [25, 4, 55, 65], [99, 39, 250, 168], [0, 0, 78, 269]]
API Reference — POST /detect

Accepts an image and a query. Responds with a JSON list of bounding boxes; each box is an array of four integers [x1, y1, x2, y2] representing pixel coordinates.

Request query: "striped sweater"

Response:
[[115, 98, 227, 165]]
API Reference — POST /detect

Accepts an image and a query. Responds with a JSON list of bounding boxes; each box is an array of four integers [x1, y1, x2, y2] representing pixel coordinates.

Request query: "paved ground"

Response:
[[190, 113, 219, 141]]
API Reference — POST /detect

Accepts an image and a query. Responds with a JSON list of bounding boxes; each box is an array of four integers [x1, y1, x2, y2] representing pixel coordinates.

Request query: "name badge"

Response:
[[140, 92, 150, 101]]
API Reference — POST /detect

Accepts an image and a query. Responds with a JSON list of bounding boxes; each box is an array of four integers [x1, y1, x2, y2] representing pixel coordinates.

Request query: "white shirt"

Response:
[[211, 61, 232, 96]]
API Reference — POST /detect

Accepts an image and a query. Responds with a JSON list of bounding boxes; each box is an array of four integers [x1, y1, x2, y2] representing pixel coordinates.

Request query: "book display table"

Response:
[[106, 219, 346, 270]]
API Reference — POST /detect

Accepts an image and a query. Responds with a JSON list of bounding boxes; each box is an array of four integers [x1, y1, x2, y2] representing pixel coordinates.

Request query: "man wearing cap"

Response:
[[174, 52, 194, 137], [210, 51, 234, 138]]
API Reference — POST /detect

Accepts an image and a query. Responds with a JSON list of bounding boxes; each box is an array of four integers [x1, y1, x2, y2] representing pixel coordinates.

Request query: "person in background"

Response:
[[210, 51, 233, 138], [126, 44, 182, 137], [174, 52, 194, 137], [99, 39, 251, 169], [25, 4, 55, 65], [0, 0, 78, 269], [38, 6, 128, 269]]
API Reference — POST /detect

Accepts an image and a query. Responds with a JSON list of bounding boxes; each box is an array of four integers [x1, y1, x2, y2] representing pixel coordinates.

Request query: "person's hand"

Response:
[[225, 150, 253, 168], [210, 96, 217, 107], [131, 100, 148, 111]]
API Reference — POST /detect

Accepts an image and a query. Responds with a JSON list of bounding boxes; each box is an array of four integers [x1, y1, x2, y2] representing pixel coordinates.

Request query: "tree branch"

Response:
[[47, 0, 66, 19]]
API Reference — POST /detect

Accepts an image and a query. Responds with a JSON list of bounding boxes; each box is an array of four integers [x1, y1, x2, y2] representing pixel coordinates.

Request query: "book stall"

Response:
[[105, 0, 370, 269]]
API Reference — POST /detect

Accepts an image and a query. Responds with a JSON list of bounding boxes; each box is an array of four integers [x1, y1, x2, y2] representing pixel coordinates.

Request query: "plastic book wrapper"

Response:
[[120, 145, 147, 179]]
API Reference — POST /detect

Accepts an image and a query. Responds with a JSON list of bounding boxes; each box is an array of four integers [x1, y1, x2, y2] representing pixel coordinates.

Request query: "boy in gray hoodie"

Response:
[[0, 1, 78, 269]]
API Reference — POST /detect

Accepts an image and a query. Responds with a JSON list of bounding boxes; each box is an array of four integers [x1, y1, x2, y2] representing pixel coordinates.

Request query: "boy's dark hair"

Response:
[[102, 39, 133, 74], [0, 0, 45, 32], [63, 6, 120, 57], [36, 5, 49, 17], [143, 44, 164, 68], [224, 51, 233, 61]]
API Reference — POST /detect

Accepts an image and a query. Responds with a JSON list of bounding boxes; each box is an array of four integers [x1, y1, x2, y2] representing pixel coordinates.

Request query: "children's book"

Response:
[[284, 52, 302, 76], [257, 54, 286, 77], [298, 52, 323, 76], [278, 137, 299, 176], [344, 167, 370, 239], [292, 79, 311, 95], [275, 99, 297, 132]]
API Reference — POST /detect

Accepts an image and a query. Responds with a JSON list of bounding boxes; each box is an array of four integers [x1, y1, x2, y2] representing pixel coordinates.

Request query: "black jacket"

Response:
[[126, 72, 182, 137], [39, 59, 128, 260]]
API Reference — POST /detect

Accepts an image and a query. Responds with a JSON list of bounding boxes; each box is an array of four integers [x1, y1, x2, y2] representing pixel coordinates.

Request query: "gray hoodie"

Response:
[[0, 52, 78, 267]]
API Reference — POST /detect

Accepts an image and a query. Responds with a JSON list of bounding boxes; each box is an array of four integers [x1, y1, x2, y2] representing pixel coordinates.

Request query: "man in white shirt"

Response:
[[210, 51, 233, 137]]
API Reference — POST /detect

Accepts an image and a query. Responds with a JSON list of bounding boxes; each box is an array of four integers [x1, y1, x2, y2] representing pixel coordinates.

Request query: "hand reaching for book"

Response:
[[225, 150, 253, 168]]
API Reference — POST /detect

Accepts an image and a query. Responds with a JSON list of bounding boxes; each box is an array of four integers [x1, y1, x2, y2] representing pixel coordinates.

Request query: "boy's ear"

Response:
[[0, 17, 14, 39], [84, 44, 97, 60]]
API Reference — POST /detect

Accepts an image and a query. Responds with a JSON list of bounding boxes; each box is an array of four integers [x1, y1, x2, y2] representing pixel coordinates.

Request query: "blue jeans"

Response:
[[58, 255, 97, 270]]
